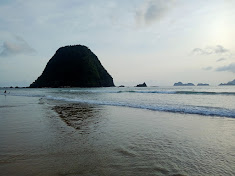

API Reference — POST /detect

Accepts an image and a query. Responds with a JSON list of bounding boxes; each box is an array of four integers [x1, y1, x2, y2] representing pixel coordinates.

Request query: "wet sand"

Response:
[[0, 95, 235, 176]]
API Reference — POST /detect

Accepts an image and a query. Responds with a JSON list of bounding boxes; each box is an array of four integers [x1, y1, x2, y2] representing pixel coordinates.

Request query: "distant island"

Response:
[[136, 82, 147, 87], [174, 82, 195, 86], [30, 45, 115, 88], [219, 79, 235, 86], [197, 83, 209, 86]]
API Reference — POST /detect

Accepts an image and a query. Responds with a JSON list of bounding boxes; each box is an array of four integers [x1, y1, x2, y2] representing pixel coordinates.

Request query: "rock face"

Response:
[[174, 82, 195, 86], [219, 79, 235, 86], [30, 45, 115, 88], [197, 83, 209, 86], [136, 82, 147, 87]]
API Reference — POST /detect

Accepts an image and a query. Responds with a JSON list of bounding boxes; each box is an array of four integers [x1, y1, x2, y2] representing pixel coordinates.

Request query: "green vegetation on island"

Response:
[[30, 45, 115, 88]]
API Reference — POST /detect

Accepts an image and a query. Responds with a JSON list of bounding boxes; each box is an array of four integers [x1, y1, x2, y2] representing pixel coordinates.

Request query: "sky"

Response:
[[0, 0, 235, 87]]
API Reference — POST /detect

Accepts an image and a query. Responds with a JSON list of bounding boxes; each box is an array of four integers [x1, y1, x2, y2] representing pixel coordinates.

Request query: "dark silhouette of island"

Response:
[[219, 79, 235, 86], [136, 82, 147, 87], [197, 83, 209, 86], [174, 82, 195, 86], [30, 45, 115, 88]]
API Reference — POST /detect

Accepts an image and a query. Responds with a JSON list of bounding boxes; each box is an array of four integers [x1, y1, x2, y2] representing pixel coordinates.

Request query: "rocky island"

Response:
[[197, 83, 209, 86], [174, 82, 195, 86], [219, 79, 235, 86], [30, 45, 114, 88], [136, 82, 147, 87]]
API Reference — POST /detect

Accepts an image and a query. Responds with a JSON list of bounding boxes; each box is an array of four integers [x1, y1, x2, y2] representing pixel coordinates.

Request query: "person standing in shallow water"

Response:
[[4, 90, 6, 93]]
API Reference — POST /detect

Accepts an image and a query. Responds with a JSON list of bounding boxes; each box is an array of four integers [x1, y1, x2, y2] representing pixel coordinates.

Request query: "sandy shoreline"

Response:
[[0, 95, 235, 176]]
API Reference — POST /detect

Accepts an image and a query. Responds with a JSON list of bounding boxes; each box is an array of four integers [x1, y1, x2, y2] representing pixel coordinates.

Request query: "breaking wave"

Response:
[[46, 95, 235, 118]]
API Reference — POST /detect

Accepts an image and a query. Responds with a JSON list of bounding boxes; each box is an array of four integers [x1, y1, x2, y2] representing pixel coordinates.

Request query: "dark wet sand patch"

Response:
[[52, 104, 102, 130]]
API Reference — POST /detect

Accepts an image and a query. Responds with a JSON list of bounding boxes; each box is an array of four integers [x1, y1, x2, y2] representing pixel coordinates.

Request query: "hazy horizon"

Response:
[[0, 0, 235, 87]]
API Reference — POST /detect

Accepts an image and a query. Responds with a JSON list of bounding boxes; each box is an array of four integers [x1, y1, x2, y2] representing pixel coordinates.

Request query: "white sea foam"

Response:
[[45, 95, 235, 118]]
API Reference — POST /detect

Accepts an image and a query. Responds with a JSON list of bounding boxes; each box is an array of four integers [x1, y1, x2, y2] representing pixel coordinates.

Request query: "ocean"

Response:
[[0, 86, 235, 175]]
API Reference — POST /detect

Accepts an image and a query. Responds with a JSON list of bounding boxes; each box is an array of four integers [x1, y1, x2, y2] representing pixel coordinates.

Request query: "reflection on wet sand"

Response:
[[53, 104, 102, 131]]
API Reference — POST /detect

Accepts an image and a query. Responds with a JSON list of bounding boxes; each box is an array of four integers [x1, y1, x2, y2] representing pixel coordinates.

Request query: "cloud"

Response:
[[192, 45, 229, 55], [216, 58, 226, 62], [216, 63, 235, 73], [136, 0, 174, 26], [202, 66, 213, 71], [0, 35, 36, 57]]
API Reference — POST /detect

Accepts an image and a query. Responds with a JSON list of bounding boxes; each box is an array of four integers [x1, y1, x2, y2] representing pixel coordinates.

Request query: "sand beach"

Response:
[[0, 90, 235, 176]]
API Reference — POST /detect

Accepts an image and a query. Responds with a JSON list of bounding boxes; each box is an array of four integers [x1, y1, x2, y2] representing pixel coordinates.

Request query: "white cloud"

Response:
[[192, 45, 230, 55], [202, 66, 213, 71], [136, 0, 174, 26], [216, 58, 226, 62], [216, 63, 235, 73], [0, 35, 36, 57]]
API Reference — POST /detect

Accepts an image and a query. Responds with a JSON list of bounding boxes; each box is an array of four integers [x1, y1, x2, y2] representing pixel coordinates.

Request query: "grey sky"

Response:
[[0, 0, 235, 86]]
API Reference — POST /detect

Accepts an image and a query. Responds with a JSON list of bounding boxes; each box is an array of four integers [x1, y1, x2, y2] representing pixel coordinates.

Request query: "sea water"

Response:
[[0, 86, 235, 175], [1, 86, 235, 118]]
